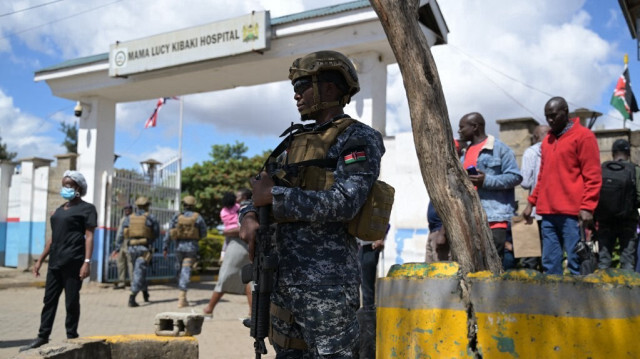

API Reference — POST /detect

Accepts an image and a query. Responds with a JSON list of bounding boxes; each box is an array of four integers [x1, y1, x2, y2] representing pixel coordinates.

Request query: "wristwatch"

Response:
[[84, 259, 91, 263]]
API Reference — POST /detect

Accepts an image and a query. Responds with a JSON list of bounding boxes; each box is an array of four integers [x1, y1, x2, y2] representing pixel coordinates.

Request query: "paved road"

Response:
[[0, 279, 276, 358]]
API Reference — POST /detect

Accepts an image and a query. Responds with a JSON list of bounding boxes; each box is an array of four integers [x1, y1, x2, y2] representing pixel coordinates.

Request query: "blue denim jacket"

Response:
[[461, 135, 522, 222]]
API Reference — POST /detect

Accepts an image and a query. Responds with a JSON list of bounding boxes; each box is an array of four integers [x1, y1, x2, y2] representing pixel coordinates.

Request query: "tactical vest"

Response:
[[170, 213, 201, 240], [274, 117, 355, 190], [270, 117, 394, 241], [127, 212, 153, 239]]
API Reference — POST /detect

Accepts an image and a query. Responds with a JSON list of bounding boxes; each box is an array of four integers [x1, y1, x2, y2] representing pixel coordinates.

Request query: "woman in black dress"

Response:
[[21, 171, 97, 351]]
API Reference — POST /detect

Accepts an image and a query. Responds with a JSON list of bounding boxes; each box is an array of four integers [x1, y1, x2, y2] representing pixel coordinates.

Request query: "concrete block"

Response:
[[104, 334, 198, 359], [377, 262, 472, 358], [469, 269, 640, 358], [154, 312, 204, 337], [12, 338, 110, 359], [377, 263, 640, 358], [12, 335, 199, 359]]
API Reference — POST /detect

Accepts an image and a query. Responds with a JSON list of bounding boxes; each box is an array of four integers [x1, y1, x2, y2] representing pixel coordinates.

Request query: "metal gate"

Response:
[[103, 157, 181, 283]]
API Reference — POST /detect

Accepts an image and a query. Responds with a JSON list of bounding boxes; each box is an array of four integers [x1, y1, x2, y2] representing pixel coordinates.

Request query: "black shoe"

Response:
[[19, 337, 48, 352], [128, 294, 139, 307], [142, 291, 150, 302], [242, 318, 252, 329]]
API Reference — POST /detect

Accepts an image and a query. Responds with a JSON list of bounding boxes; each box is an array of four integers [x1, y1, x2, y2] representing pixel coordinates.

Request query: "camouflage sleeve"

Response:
[[271, 123, 385, 222], [115, 216, 130, 252], [239, 201, 256, 223], [197, 214, 208, 239], [163, 214, 179, 250]]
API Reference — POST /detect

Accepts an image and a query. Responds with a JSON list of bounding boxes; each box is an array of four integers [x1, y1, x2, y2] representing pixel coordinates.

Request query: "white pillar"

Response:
[[344, 51, 387, 135], [0, 162, 16, 267], [77, 97, 116, 220], [76, 97, 115, 281], [17, 158, 52, 268]]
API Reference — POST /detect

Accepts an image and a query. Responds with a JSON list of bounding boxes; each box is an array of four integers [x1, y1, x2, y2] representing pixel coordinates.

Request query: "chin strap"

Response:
[[299, 74, 349, 120]]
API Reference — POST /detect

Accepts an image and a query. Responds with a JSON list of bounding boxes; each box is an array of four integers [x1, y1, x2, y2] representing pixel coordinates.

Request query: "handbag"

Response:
[[575, 226, 597, 275]]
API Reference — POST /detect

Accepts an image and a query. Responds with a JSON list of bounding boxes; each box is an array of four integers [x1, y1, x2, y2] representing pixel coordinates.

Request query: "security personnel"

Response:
[[113, 196, 159, 307], [114, 204, 133, 289], [163, 195, 207, 307], [240, 51, 385, 357]]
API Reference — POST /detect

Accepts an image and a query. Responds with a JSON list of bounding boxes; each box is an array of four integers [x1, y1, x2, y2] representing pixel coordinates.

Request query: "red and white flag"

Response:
[[144, 97, 179, 128]]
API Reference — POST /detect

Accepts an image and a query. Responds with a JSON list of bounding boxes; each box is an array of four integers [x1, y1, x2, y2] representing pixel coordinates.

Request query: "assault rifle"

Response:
[[242, 171, 277, 359]]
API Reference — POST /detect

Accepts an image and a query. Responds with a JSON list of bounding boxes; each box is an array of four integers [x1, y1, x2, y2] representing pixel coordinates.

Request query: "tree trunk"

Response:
[[370, 0, 502, 274]]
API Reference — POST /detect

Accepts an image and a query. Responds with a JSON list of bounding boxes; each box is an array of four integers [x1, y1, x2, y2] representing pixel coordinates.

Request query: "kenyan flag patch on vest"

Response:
[[344, 151, 366, 164]]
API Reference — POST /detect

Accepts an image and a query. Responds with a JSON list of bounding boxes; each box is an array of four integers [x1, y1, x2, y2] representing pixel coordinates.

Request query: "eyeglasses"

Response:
[[293, 79, 313, 95]]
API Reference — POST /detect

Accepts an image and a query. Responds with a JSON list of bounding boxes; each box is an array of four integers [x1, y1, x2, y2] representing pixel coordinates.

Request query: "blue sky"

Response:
[[1, 0, 639, 172]]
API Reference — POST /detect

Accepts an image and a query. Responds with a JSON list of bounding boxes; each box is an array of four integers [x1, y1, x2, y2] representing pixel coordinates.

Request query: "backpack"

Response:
[[595, 161, 637, 220]]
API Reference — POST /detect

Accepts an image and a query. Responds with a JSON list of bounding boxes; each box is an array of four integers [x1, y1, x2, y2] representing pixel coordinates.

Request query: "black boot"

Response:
[[128, 294, 139, 307], [142, 290, 150, 302], [19, 337, 48, 352]]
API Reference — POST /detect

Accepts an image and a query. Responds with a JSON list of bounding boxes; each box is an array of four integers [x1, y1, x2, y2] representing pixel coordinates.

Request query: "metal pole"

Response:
[[177, 97, 183, 209]]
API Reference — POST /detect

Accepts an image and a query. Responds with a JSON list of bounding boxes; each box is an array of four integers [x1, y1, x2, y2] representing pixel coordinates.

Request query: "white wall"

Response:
[[379, 132, 430, 276]]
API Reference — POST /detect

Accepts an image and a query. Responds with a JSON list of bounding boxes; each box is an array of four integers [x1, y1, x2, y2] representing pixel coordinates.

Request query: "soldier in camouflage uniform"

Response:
[[240, 50, 385, 358], [113, 196, 159, 307], [163, 195, 207, 307]]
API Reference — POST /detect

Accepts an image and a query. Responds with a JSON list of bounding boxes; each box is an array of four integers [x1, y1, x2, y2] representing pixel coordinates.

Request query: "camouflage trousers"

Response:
[[271, 284, 360, 358], [176, 250, 197, 291], [128, 245, 149, 295]]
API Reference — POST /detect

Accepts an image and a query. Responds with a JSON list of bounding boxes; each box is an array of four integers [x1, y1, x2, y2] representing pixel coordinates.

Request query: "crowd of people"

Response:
[[427, 96, 640, 277]]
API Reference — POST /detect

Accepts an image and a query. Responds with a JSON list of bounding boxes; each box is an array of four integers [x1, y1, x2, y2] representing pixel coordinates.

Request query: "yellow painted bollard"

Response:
[[469, 269, 640, 358], [377, 262, 640, 359], [376, 262, 472, 358]]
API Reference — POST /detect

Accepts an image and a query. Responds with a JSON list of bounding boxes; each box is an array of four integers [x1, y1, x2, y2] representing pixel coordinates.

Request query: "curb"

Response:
[[0, 274, 218, 290], [0, 280, 46, 290]]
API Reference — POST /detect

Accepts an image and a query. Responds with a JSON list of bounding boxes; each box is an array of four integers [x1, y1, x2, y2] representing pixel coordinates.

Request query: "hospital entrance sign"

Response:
[[109, 11, 270, 77]]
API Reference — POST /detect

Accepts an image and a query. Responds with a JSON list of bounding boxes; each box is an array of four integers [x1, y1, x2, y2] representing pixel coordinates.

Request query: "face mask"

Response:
[[60, 187, 76, 200]]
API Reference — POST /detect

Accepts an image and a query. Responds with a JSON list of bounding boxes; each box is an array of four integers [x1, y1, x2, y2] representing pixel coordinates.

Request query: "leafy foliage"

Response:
[[195, 229, 225, 272], [210, 141, 248, 162], [182, 141, 269, 227], [0, 136, 17, 161], [59, 121, 78, 153]]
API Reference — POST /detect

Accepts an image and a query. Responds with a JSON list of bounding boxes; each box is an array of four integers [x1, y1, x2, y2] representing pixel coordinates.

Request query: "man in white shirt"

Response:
[[519, 125, 550, 270]]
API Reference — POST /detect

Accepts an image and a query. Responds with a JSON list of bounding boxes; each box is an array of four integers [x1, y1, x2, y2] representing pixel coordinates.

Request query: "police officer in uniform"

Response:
[[240, 50, 385, 357], [114, 204, 133, 289], [113, 196, 159, 307], [163, 195, 207, 307]]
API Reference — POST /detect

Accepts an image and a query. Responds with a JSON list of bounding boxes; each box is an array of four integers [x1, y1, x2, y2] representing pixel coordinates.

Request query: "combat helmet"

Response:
[[135, 196, 150, 207], [182, 195, 196, 206], [289, 50, 359, 118]]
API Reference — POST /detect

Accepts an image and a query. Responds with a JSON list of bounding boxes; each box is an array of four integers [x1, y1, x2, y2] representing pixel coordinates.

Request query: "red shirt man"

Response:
[[523, 97, 601, 275]]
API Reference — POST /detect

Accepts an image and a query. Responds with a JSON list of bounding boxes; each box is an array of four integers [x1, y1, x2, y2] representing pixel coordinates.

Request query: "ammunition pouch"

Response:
[[142, 250, 152, 263], [128, 238, 148, 246], [347, 180, 395, 241], [269, 303, 308, 350]]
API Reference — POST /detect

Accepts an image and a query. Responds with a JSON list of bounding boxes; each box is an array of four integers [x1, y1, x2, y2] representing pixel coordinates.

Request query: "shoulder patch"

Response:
[[344, 151, 367, 165]]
